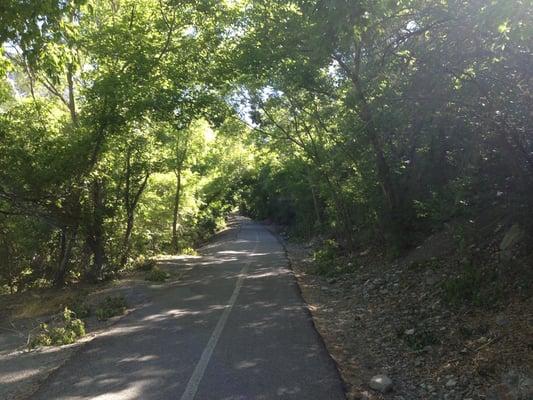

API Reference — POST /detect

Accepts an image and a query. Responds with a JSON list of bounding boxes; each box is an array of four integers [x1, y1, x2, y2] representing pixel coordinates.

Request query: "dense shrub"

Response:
[[30, 308, 86, 348]]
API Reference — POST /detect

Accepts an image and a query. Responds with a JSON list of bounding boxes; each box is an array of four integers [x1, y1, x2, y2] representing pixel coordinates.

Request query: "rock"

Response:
[[446, 379, 457, 387], [495, 314, 511, 327], [425, 273, 439, 286], [369, 374, 393, 393], [499, 224, 524, 259]]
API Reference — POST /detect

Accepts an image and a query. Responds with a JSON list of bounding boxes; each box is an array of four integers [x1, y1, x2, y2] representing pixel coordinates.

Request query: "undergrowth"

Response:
[[398, 327, 441, 351], [441, 262, 504, 308], [145, 267, 170, 282], [133, 256, 157, 271], [94, 295, 127, 320], [30, 308, 85, 348], [313, 239, 356, 277]]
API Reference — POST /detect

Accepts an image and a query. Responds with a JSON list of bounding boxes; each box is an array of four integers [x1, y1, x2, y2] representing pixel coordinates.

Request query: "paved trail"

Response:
[[31, 218, 345, 400]]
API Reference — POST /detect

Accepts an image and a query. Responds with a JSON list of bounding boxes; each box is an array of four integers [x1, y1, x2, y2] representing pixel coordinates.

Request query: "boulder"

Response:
[[369, 374, 393, 393]]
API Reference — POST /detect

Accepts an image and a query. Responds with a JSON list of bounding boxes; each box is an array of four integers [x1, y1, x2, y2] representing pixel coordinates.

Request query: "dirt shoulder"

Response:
[[270, 226, 532, 400]]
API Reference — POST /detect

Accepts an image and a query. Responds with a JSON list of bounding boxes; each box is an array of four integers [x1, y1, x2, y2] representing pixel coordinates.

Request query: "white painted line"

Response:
[[179, 229, 259, 400]]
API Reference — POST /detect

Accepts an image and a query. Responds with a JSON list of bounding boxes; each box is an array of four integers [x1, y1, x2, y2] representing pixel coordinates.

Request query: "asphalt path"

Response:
[[31, 217, 346, 400]]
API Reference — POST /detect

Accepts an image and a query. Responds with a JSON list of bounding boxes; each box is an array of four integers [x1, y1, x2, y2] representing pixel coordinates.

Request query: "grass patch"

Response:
[[94, 295, 127, 321], [145, 267, 170, 282]]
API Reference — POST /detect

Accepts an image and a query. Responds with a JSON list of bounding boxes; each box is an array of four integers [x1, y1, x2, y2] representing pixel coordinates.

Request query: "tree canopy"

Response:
[[1, 0, 531, 290]]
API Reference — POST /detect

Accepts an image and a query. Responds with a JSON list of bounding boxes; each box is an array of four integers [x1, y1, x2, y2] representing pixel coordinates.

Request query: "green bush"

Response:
[[69, 301, 91, 319], [133, 256, 157, 271], [94, 295, 127, 320], [442, 262, 504, 308], [145, 267, 170, 282], [30, 308, 86, 348], [313, 239, 341, 276], [181, 247, 198, 256]]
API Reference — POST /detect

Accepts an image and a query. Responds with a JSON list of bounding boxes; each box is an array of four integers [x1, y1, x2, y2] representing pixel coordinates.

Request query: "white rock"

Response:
[[369, 374, 393, 393], [446, 379, 457, 387]]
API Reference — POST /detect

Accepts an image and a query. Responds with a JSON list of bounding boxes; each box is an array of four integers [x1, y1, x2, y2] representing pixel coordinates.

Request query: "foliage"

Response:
[[133, 256, 157, 272], [94, 296, 127, 321], [399, 327, 440, 352], [69, 300, 91, 319], [180, 248, 198, 256], [313, 239, 344, 277], [30, 308, 86, 348], [145, 267, 170, 283], [1, 0, 531, 285], [441, 262, 505, 308]]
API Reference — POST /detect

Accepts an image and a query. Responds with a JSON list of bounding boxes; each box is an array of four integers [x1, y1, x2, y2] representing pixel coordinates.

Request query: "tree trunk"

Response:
[[304, 172, 322, 230], [118, 142, 150, 267], [120, 216, 134, 267], [87, 179, 106, 281], [309, 179, 322, 228], [66, 63, 78, 125], [171, 168, 182, 253], [54, 227, 77, 287], [334, 54, 403, 244]]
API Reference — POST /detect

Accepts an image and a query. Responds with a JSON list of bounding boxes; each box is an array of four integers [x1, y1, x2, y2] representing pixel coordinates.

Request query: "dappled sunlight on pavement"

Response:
[[30, 218, 345, 400]]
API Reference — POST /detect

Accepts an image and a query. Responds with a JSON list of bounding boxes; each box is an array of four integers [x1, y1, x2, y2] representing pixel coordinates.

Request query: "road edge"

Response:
[[261, 223, 349, 399]]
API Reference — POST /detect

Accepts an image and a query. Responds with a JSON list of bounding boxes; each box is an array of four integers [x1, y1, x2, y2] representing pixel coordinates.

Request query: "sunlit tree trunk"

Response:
[[171, 168, 182, 253]]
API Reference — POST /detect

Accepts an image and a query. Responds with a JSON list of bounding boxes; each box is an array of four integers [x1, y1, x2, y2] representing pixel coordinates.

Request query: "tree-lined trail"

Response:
[[1, 1, 531, 399], [31, 218, 345, 400]]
